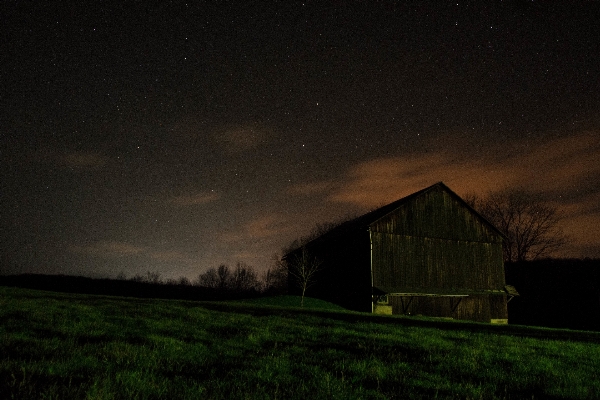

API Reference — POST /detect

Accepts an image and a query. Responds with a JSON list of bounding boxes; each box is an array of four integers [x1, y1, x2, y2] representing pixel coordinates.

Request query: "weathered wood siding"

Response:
[[370, 186, 502, 242], [371, 233, 504, 291], [389, 294, 508, 322], [371, 186, 505, 292]]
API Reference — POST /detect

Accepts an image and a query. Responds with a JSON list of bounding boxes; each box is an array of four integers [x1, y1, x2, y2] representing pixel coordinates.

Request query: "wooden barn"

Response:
[[285, 182, 517, 323]]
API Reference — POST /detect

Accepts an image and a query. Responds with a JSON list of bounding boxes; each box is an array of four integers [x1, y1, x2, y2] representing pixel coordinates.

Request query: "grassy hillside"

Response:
[[234, 295, 347, 310], [1, 287, 600, 399]]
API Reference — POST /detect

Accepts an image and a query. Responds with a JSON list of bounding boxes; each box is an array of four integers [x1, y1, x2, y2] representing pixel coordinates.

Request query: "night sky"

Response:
[[2, 1, 599, 280]]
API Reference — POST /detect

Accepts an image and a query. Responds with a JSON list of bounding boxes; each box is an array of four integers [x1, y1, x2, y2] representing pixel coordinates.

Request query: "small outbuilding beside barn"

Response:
[[285, 182, 517, 323]]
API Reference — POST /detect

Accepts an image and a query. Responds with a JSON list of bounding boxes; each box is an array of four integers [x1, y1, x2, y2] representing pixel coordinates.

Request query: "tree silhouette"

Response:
[[466, 188, 565, 262], [262, 253, 289, 294], [230, 262, 259, 292], [196, 263, 261, 292], [286, 246, 322, 307], [216, 264, 231, 290], [196, 265, 228, 289]]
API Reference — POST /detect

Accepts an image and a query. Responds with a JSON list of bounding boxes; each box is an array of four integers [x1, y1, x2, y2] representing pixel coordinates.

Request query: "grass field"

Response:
[[1, 286, 600, 399], [232, 295, 347, 310]]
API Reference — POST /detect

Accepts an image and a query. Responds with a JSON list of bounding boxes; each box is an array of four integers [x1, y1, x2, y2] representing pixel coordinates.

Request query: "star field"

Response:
[[1, 1, 600, 279]]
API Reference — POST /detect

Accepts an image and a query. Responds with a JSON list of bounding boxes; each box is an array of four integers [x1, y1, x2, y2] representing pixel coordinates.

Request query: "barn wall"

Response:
[[389, 294, 508, 322], [370, 186, 502, 243], [489, 294, 509, 321], [370, 186, 505, 292], [371, 232, 505, 291]]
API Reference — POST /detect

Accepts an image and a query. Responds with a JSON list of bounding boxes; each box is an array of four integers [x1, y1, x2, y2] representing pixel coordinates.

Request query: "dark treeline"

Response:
[[3, 258, 600, 332], [195, 261, 287, 295], [506, 258, 600, 331], [0, 261, 288, 302], [0, 274, 242, 301]]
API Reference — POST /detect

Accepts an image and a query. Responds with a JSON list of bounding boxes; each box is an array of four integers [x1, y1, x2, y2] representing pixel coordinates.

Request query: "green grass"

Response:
[[1, 287, 600, 399], [233, 295, 346, 310]]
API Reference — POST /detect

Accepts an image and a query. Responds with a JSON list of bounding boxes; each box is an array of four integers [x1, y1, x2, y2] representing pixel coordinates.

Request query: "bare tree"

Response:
[[216, 264, 231, 290], [196, 267, 219, 288], [197, 263, 260, 292], [165, 276, 191, 286], [262, 253, 289, 294], [165, 277, 178, 285], [286, 246, 322, 307], [145, 271, 162, 284], [130, 273, 145, 283], [230, 262, 259, 292], [466, 188, 565, 262], [177, 276, 191, 286]]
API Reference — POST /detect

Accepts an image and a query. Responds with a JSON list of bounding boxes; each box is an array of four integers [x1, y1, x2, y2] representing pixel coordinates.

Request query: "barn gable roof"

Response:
[[292, 182, 504, 252]]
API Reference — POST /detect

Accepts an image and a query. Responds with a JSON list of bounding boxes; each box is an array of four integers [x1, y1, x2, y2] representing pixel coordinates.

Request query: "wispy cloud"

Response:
[[327, 153, 473, 207], [24, 149, 111, 170], [149, 250, 192, 263], [288, 181, 333, 196], [296, 131, 600, 209], [69, 240, 146, 257], [61, 151, 110, 169], [285, 131, 600, 258], [214, 124, 269, 153], [214, 214, 300, 269], [220, 214, 295, 243], [69, 240, 196, 266], [288, 152, 503, 209], [170, 192, 220, 206], [555, 191, 600, 255]]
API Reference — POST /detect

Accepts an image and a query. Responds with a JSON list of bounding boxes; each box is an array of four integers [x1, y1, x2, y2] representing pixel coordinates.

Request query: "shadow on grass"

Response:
[[199, 300, 600, 344]]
